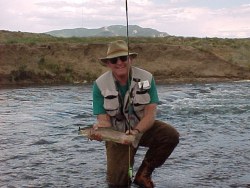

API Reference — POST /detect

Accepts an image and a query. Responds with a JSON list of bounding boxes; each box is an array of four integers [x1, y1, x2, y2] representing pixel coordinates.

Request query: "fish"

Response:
[[78, 127, 136, 145]]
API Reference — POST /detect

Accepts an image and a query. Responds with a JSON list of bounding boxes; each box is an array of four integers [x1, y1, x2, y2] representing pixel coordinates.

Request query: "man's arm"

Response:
[[126, 103, 157, 135]]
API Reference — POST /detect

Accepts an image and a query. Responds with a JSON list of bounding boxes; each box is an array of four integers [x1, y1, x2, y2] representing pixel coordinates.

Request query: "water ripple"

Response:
[[0, 83, 249, 187]]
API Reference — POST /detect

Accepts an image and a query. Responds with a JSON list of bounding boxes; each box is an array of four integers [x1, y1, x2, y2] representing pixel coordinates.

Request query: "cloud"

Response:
[[170, 0, 189, 3], [198, 4, 250, 38], [131, 2, 250, 38], [0, 0, 249, 38]]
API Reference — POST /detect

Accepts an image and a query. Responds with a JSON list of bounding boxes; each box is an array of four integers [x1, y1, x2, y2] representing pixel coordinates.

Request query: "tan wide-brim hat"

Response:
[[99, 40, 138, 66]]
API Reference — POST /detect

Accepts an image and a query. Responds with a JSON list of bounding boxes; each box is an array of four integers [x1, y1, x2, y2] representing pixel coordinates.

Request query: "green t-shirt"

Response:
[[92, 77, 159, 115]]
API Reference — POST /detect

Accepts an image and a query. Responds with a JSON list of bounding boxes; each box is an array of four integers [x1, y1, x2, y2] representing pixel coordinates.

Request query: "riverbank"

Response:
[[1, 30, 250, 87]]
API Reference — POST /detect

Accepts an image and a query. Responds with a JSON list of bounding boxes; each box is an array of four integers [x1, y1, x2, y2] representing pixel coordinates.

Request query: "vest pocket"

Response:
[[133, 92, 150, 112], [103, 91, 119, 116]]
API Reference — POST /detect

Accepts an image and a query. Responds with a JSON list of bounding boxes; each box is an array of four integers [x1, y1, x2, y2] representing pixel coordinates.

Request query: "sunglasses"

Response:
[[109, 56, 128, 64]]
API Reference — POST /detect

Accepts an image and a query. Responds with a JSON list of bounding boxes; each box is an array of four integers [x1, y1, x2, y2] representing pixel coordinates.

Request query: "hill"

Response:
[[0, 30, 250, 86], [45, 25, 169, 38]]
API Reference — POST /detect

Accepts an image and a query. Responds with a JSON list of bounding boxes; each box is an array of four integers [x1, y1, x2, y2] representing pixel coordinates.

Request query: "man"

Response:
[[92, 40, 179, 188]]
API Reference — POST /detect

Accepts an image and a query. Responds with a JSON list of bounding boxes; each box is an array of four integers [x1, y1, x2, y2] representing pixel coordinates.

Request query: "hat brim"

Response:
[[99, 52, 138, 66]]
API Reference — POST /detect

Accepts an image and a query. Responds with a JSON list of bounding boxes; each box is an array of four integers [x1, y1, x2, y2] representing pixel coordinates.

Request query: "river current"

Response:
[[0, 82, 249, 188]]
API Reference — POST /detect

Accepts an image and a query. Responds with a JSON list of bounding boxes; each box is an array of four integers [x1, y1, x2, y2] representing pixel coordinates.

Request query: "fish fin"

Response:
[[132, 133, 143, 148]]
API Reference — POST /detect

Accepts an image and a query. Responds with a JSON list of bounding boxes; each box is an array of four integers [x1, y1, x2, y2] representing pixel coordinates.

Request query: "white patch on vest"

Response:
[[138, 80, 150, 89]]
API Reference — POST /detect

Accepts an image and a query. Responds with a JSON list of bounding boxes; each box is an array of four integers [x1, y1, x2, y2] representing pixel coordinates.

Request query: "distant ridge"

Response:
[[45, 25, 169, 38]]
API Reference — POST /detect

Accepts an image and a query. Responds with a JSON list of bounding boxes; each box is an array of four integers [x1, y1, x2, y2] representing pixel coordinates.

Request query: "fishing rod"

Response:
[[125, 0, 133, 184], [125, 0, 129, 53]]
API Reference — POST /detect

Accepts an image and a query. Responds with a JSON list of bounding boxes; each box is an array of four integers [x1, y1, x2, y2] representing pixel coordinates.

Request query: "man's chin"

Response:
[[115, 69, 128, 76]]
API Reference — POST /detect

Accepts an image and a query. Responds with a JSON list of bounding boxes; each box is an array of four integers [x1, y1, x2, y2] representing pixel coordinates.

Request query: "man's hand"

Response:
[[125, 128, 143, 148], [125, 129, 140, 135], [93, 114, 112, 130]]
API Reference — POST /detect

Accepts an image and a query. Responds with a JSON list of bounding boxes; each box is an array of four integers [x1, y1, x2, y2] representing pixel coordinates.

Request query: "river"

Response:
[[0, 81, 249, 188]]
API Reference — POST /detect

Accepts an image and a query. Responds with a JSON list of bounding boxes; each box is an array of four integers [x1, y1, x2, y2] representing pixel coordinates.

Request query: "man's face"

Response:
[[107, 56, 131, 78]]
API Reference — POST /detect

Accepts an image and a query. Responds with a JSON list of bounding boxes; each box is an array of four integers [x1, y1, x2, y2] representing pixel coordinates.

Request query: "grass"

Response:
[[1, 30, 250, 49]]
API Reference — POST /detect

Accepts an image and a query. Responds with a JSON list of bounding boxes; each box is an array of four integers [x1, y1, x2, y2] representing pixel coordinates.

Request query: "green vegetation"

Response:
[[38, 57, 60, 74], [10, 64, 31, 81], [1, 30, 249, 50]]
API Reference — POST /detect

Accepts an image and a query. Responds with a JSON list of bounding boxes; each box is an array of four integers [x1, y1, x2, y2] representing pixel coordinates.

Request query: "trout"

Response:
[[78, 127, 136, 145]]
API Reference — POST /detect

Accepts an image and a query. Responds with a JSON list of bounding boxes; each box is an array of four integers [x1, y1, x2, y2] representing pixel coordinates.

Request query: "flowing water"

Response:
[[0, 82, 249, 188]]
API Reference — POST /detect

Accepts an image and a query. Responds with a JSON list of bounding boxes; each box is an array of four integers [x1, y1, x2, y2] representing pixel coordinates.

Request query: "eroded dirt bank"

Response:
[[0, 42, 250, 86]]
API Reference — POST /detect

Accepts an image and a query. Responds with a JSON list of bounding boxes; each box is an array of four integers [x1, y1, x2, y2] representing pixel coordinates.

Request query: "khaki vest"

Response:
[[96, 67, 153, 132]]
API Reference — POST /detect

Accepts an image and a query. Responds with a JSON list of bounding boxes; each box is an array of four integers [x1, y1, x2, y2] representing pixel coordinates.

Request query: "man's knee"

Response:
[[154, 120, 179, 145]]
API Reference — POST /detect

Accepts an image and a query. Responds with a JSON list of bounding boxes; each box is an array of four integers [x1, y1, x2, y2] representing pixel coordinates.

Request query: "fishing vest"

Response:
[[96, 66, 153, 132]]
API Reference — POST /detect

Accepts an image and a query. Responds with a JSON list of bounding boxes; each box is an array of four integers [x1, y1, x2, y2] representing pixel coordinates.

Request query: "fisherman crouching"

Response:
[[92, 40, 179, 188]]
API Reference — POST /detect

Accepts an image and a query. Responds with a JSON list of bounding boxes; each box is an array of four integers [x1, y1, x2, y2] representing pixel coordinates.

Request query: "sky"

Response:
[[1, 0, 250, 38]]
